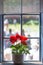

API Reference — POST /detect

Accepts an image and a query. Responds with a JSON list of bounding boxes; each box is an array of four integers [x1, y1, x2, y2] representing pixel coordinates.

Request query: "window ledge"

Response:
[[28, 62, 42, 64], [1, 62, 42, 65]]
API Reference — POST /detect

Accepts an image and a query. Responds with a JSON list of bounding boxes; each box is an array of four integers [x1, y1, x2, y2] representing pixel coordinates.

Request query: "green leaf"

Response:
[[10, 43, 30, 54]]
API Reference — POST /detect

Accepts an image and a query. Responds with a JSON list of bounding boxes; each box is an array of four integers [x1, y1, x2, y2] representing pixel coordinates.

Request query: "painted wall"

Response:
[[41, 13, 43, 62], [0, 0, 3, 14], [0, 15, 2, 62], [0, 0, 3, 62]]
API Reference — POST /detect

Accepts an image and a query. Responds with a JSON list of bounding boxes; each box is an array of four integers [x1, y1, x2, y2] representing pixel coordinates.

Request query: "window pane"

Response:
[[24, 39, 39, 61], [3, 39, 12, 61], [4, 15, 21, 37], [3, 39, 39, 61], [22, 0, 40, 14], [3, 0, 21, 14], [22, 15, 40, 37]]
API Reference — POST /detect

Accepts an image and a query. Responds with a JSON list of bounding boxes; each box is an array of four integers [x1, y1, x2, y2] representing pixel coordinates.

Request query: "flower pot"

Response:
[[12, 54, 23, 64]]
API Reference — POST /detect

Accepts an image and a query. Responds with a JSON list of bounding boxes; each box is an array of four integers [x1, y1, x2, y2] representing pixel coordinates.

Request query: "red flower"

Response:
[[20, 36, 28, 41], [16, 33, 20, 39], [20, 36, 28, 45], [10, 34, 28, 45], [10, 36, 17, 44], [21, 40, 27, 45]]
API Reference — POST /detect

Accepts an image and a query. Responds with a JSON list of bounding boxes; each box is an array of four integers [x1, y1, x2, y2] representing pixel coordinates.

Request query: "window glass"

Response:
[[22, 15, 40, 37], [22, 0, 40, 14], [3, 0, 21, 14], [24, 39, 39, 61], [3, 39, 12, 61], [3, 15, 21, 61], [4, 15, 21, 37], [3, 39, 39, 61]]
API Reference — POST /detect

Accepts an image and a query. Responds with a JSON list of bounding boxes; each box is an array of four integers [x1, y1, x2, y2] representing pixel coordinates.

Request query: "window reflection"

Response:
[[22, 15, 40, 37], [4, 15, 21, 37], [3, 39, 12, 61], [24, 39, 39, 61], [3, 15, 40, 61], [3, 39, 39, 61]]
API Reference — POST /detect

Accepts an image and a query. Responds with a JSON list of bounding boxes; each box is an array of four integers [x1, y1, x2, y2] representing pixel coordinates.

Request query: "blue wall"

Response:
[[41, 13, 43, 61], [0, 15, 2, 62]]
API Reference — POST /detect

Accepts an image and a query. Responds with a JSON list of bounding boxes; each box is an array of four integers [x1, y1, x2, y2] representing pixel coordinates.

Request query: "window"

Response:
[[2, 0, 40, 62], [22, 15, 39, 37], [3, 14, 40, 62]]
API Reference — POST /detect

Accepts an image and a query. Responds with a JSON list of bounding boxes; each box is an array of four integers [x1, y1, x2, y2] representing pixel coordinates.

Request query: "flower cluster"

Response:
[[10, 33, 28, 45], [10, 34, 30, 54]]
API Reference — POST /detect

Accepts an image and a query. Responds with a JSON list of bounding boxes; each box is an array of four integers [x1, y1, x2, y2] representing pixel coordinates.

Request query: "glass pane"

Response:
[[22, 15, 40, 37], [3, 39, 12, 61], [24, 39, 39, 61], [4, 15, 21, 37], [3, 39, 39, 61], [22, 0, 40, 14], [3, 0, 21, 14]]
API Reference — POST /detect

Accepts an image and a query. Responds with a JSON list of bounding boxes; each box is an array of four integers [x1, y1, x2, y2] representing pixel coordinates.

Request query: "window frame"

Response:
[[1, 13, 41, 63]]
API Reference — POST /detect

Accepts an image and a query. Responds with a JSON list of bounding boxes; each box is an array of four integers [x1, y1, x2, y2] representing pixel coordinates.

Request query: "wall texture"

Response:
[[0, 0, 3, 14]]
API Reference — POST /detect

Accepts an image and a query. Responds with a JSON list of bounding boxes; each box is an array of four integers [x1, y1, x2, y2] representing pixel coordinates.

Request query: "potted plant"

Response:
[[9, 33, 30, 64]]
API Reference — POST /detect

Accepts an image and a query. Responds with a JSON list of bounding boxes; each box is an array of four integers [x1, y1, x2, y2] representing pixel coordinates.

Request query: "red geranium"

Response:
[[10, 35, 17, 44], [9, 34, 30, 54], [10, 34, 28, 45], [20, 36, 28, 45], [20, 36, 28, 41], [16, 33, 21, 40]]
